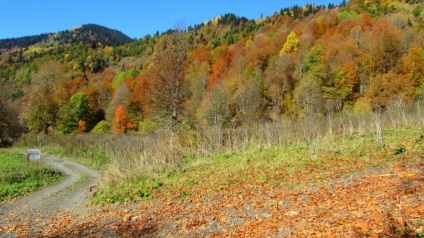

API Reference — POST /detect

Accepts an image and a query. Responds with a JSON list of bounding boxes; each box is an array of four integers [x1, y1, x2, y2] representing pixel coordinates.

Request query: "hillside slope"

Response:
[[0, 0, 424, 140]]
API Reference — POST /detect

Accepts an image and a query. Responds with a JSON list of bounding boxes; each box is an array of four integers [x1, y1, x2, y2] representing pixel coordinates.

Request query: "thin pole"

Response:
[[26, 152, 29, 171]]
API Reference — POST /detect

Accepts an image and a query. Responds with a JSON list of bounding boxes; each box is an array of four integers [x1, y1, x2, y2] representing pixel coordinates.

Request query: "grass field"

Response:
[[0, 151, 63, 204]]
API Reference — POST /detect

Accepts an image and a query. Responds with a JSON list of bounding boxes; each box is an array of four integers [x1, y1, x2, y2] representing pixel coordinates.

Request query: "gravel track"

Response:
[[0, 155, 100, 236]]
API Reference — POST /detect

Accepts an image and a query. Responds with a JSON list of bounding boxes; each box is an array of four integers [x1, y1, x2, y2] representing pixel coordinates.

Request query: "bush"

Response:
[[90, 120, 109, 133]]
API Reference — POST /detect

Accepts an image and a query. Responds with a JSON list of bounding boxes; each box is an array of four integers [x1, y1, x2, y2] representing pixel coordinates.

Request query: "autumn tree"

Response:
[[185, 45, 212, 121], [149, 28, 190, 129], [366, 71, 415, 109], [83, 82, 109, 131], [401, 47, 424, 87], [197, 80, 230, 128], [22, 61, 68, 134], [369, 23, 402, 74], [232, 76, 263, 124], [112, 104, 133, 133], [315, 11, 339, 36], [322, 61, 360, 111], [189, 45, 212, 65], [360, 12, 373, 30], [280, 31, 299, 55], [106, 83, 130, 122], [264, 53, 296, 119], [294, 76, 323, 120], [294, 75, 324, 142], [129, 73, 152, 124], [186, 61, 209, 119], [0, 88, 22, 146], [208, 44, 231, 88], [245, 33, 278, 71], [76, 120, 87, 134]]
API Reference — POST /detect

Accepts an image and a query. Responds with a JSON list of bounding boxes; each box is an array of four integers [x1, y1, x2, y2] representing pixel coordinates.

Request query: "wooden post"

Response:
[[38, 154, 41, 170], [26, 152, 29, 171]]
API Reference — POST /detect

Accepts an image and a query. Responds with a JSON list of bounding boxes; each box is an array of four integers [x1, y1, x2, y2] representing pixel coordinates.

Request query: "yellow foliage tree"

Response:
[[280, 32, 299, 56]]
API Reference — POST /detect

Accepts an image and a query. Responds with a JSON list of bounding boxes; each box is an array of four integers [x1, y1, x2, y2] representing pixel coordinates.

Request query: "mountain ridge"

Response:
[[0, 23, 133, 51]]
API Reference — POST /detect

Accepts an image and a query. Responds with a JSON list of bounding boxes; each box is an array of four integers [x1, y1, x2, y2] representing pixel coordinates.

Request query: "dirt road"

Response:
[[0, 155, 100, 237]]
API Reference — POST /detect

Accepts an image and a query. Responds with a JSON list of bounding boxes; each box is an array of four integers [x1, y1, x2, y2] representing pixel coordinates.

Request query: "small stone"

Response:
[[284, 211, 299, 216], [130, 215, 142, 222]]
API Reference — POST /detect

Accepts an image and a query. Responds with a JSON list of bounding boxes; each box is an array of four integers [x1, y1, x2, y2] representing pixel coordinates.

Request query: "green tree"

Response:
[[413, 5, 422, 17], [304, 45, 325, 79], [57, 92, 88, 134]]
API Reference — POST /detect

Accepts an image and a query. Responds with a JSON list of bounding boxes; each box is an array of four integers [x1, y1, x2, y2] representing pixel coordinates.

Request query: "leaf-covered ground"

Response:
[[2, 157, 423, 237]]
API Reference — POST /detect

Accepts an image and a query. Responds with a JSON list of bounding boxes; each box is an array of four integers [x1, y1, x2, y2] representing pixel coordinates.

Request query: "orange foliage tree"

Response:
[[189, 45, 212, 65], [208, 45, 232, 88], [129, 73, 152, 122], [76, 120, 87, 134], [112, 104, 133, 133], [401, 47, 424, 87], [366, 71, 415, 109]]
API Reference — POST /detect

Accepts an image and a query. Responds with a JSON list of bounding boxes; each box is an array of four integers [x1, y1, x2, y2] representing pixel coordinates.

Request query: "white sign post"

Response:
[[26, 149, 41, 170]]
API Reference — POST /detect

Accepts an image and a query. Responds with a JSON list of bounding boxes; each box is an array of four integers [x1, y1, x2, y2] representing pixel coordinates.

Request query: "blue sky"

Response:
[[1, 0, 341, 40]]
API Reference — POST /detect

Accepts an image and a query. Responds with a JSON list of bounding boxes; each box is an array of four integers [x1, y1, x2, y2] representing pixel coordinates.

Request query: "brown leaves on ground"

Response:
[[2, 158, 423, 237]]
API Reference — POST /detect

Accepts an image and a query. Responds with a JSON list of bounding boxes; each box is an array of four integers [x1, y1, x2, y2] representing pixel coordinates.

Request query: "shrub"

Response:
[[90, 120, 109, 133]]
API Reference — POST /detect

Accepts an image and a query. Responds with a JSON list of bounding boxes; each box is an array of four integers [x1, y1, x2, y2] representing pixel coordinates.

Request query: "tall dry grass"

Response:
[[19, 100, 424, 184]]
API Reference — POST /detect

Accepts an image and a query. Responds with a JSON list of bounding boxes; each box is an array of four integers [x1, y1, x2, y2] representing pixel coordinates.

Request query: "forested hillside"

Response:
[[1, 0, 424, 144]]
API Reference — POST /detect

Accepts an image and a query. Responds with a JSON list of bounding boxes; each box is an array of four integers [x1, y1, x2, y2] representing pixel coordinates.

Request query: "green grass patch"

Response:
[[0, 151, 63, 204], [93, 179, 153, 204], [111, 69, 139, 88]]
